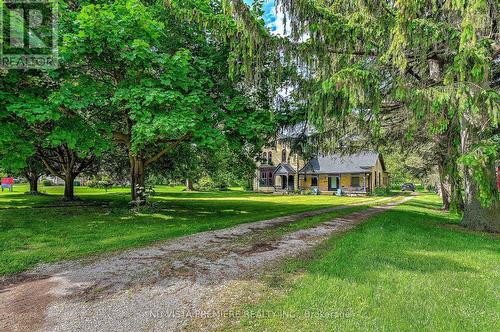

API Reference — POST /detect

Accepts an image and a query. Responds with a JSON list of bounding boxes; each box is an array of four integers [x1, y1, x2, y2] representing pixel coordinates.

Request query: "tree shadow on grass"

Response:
[[0, 192, 131, 209], [404, 199, 441, 209], [305, 208, 499, 284], [153, 190, 258, 199], [372, 251, 477, 274], [0, 189, 274, 210], [1, 196, 361, 275]]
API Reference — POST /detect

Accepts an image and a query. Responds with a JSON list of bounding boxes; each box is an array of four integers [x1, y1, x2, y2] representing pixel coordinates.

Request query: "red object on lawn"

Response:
[[1, 177, 14, 185]]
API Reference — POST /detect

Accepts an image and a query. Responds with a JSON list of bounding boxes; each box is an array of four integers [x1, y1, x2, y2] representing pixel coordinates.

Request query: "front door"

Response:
[[281, 175, 287, 189], [280, 175, 294, 190], [328, 176, 340, 191], [288, 175, 294, 191]]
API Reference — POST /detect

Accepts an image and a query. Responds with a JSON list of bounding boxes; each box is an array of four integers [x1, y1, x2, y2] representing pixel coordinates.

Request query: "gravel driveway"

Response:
[[0, 196, 411, 332]]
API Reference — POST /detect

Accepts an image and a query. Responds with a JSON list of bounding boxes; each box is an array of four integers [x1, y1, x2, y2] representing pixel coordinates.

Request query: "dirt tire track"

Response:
[[0, 278, 56, 332], [0, 196, 409, 332]]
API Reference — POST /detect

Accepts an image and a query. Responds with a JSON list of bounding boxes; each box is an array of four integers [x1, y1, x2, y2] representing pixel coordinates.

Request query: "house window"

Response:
[[379, 173, 381, 186], [351, 176, 360, 187], [328, 176, 340, 191], [281, 149, 287, 162], [268, 152, 272, 165], [260, 171, 271, 187], [260, 170, 274, 187], [262, 152, 267, 163], [311, 177, 318, 187]]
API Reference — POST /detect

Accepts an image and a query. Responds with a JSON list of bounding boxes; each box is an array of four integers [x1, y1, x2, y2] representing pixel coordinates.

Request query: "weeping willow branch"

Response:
[[165, 0, 278, 88]]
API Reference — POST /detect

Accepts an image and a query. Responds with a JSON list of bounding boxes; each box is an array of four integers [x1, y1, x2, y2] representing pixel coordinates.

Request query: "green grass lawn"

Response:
[[234, 194, 500, 331], [0, 184, 378, 275]]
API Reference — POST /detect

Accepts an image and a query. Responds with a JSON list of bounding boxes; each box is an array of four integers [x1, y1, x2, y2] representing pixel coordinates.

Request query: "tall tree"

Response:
[[21, 157, 46, 194], [0, 132, 45, 195], [60, 0, 274, 203], [270, 0, 499, 231], [0, 68, 106, 200]]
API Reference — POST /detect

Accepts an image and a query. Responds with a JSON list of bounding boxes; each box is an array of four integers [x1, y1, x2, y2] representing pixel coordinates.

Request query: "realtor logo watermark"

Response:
[[0, 0, 58, 69]]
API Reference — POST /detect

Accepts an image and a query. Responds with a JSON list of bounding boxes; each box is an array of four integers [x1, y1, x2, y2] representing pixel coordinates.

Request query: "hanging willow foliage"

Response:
[[164, 0, 282, 89], [270, 0, 498, 215], [165, 0, 498, 215]]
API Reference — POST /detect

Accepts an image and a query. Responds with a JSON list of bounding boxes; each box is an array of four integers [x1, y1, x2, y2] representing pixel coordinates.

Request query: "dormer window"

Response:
[[268, 152, 272, 164], [281, 149, 286, 162], [262, 152, 267, 163]]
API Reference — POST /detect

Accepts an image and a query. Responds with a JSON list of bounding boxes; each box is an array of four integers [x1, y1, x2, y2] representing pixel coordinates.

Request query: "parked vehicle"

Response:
[[401, 183, 416, 192]]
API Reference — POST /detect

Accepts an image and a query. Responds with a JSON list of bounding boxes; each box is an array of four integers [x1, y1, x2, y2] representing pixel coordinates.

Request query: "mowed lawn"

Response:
[[0, 184, 377, 275], [233, 195, 500, 331]]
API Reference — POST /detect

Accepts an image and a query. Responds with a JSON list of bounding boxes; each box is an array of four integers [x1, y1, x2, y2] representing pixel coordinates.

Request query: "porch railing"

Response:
[[259, 179, 274, 187], [341, 186, 368, 193], [273, 185, 295, 192]]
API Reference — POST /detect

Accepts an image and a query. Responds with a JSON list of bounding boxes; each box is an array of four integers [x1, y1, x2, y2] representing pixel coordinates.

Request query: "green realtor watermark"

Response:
[[0, 0, 58, 69]]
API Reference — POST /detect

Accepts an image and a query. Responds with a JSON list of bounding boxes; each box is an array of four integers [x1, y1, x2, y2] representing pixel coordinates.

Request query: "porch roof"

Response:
[[273, 163, 296, 175]]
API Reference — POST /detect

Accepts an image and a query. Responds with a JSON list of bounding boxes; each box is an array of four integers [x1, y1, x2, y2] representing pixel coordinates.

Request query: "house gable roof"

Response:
[[273, 163, 297, 175], [278, 122, 316, 139], [299, 152, 384, 174]]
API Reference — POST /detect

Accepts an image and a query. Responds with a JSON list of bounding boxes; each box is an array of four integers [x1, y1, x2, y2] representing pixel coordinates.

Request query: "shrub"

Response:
[[218, 183, 229, 191], [373, 187, 392, 196], [145, 185, 156, 196], [241, 181, 253, 191], [87, 180, 113, 192], [194, 177, 216, 191], [426, 184, 437, 193], [42, 179, 53, 186], [193, 176, 230, 191], [86, 180, 98, 188]]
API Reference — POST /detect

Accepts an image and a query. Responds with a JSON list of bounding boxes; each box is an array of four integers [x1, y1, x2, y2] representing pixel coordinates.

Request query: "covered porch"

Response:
[[273, 163, 297, 192], [299, 173, 372, 195]]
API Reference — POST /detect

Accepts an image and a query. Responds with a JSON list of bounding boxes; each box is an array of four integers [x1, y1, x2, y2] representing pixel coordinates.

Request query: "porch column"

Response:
[[363, 174, 366, 192], [255, 169, 259, 191]]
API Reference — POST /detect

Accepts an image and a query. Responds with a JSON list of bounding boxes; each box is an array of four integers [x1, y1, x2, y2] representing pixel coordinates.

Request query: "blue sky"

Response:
[[243, 0, 281, 34]]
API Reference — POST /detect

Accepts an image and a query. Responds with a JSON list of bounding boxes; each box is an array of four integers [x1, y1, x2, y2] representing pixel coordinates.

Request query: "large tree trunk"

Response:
[[29, 176, 39, 193], [449, 168, 465, 212], [130, 154, 146, 203], [437, 163, 451, 210], [461, 165, 500, 232], [435, 111, 465, 212], [439, 158, 465, 213], [24, 171, 40, 194], [37, 145, 94, 201], [63, 173, 76, 200], [460, 116, 500, 232], [185, 179, 194, 191]]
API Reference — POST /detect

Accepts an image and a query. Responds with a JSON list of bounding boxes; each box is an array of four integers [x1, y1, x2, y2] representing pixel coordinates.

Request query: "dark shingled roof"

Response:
[[299, 152, 384, 174], [278, 122, 316, 139], [273, 163, 297, 175]]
